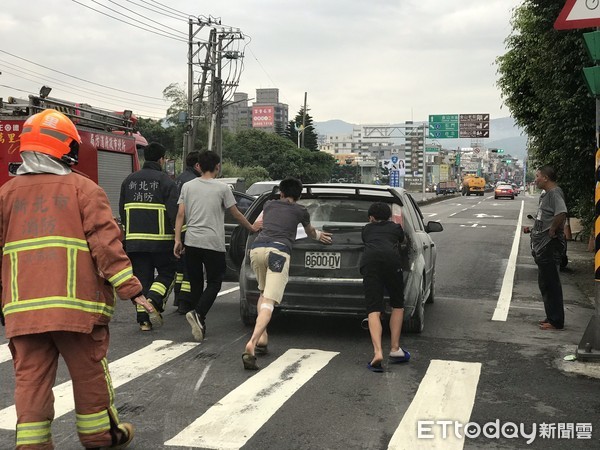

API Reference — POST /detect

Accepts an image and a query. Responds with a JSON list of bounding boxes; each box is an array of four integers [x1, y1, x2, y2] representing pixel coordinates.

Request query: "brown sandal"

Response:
[[242, 352, 259, 370]]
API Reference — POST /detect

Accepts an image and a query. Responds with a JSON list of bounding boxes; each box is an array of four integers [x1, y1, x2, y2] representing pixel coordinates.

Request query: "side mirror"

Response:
[[425, 221, 443, 233]]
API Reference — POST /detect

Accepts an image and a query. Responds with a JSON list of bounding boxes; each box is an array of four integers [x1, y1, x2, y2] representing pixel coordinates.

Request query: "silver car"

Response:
[[229, 184, 443, 333]]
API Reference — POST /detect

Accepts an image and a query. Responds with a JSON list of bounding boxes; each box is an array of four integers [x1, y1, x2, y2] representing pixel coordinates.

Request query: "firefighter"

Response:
[[119, 142, 179, 331], [173, 151, 201, 314], [0, 109, 156, 449]]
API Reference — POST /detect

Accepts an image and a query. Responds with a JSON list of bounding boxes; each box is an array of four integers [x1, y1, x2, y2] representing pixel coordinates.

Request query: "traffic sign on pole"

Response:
[[428, 115, 459, 139], [554, 0, 600, 30]]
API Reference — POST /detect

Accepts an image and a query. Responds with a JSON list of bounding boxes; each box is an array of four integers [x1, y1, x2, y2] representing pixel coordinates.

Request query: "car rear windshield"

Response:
[[297, 198, 374, 227]]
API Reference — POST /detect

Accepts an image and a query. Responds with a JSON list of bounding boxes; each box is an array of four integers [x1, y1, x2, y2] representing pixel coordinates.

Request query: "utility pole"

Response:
[[301, 92, 307, 148], [185, 17, 217, 159]]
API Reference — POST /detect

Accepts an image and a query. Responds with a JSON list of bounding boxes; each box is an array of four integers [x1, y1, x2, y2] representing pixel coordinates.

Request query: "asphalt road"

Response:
[[0, 191, 598, 449]]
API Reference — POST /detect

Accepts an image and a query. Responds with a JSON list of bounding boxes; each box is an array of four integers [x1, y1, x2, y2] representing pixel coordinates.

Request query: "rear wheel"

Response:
[[426, 271, 435, 304], [405, 276, 425, 333], [239, 294, 257, 326]]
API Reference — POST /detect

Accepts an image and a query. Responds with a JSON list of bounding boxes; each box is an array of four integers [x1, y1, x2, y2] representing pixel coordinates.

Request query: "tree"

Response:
[[285, 108, 319, 151], [162, 82, 209, 157], [496, 0, 596, 229], [220, 161, 270, 188], [223, 128, 335, 182]]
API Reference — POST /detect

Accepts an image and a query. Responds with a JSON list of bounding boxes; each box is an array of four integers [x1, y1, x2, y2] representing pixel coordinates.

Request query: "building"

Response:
[[221, 92, 251, 133], [221, 88, 289, 134]]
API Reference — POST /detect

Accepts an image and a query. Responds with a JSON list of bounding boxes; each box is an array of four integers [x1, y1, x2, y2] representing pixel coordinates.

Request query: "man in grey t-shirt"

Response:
[[174, 151, 259, 341], [529, 165, 567, 330]]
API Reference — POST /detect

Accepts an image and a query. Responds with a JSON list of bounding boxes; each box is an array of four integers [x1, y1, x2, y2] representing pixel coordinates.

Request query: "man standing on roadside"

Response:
[[119, 142, 179, 331], [173, 151, 201, 315], [530, 165, 567, 330], [0, 109, 155, 449], [174, 151, 259, 341]]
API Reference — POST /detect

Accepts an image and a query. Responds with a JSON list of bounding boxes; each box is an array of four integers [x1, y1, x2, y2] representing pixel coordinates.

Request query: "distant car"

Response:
[[495, 184, 515, 200], [246, 180, 282, 197], [229, 184, 443, 333]]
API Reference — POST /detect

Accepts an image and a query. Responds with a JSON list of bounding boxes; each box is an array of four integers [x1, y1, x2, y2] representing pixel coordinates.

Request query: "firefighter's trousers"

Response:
[[9, 326, 126, 449], [128, 251, 176, 323]]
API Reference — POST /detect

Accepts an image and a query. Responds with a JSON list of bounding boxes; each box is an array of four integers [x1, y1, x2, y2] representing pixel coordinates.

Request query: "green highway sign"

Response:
[[429, 114, 458, 122], [428, 130, 458, 139], [429, 122, 458, 131], [425, 146, 439, 153], [429, 114, 459, 139]]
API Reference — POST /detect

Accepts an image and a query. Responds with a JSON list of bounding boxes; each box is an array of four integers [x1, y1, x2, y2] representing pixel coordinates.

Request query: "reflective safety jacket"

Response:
[[119, 161, 178, 253], [0, 172, 143, 338]]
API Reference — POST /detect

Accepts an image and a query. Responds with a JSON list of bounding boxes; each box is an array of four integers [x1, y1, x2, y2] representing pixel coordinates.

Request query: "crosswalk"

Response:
[[0, 341, 483, 449]]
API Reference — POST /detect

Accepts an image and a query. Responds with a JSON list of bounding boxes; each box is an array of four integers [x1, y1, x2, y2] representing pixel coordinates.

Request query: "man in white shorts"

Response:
[[242, 177, 332, 370]]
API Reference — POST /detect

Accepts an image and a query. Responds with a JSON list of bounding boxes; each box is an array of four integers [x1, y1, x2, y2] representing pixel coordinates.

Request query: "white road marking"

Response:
[[425, 213, 438, 217], [492, 200, 525, 321], [218, 286, 239, 296], [0, 340, 199, 430], [0, 344, 11, 364], [165, 348, 338, 449], [449, 212, 457, 217], [388, 360, 482, 450], [474, 213, 501, 218]]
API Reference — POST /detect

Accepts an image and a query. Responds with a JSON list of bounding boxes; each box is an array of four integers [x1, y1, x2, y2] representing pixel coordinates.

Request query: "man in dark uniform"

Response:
[[119, 142, 179, 331], [173, 151, 200, 314]]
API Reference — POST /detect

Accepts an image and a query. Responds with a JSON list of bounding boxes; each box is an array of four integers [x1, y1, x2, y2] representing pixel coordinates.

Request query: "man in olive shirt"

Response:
[[530, 165, 567, 330]]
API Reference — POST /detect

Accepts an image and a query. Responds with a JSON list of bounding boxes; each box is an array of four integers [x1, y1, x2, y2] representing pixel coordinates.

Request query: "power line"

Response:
[[0, 59, 168, 108], [71, 0, 187, 43], [104, 0, 187, 36], [129, 0, 189, 22], [0, 49, 165, 100], [142, 0, 190, 20]]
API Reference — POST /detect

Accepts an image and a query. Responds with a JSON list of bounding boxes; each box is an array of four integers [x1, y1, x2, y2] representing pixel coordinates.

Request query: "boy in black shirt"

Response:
[[361, 202, 410, 372]]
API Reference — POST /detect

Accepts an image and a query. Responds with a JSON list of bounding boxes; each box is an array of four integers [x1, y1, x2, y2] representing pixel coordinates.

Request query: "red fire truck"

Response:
[[0, 92, 146, 217]]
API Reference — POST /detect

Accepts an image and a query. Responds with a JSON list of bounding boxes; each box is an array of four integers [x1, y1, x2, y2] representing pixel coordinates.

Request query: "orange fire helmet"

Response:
[[19, 109, 81, 166]]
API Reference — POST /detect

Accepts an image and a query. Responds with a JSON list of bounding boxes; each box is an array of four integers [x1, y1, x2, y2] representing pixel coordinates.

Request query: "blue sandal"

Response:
[[389, 349, 411, 364]]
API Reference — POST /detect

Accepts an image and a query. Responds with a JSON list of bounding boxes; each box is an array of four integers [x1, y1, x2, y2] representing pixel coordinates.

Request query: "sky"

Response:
[[0, 0, 523, 124]]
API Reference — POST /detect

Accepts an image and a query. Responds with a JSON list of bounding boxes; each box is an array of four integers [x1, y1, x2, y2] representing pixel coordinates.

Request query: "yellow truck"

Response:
[[461, 176, 485, 196]]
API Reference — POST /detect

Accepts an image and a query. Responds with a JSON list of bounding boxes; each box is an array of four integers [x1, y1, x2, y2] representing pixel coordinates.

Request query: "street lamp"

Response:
[[294, 123, 304, 148]]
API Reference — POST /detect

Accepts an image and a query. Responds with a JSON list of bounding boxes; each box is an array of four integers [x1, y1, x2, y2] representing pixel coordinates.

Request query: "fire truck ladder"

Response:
[[0, 95, 134, 133]]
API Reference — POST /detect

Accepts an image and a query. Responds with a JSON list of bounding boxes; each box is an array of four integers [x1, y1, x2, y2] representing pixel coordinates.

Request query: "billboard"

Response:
[[252, 106, 274, 128], [381, 157, 406, 176]]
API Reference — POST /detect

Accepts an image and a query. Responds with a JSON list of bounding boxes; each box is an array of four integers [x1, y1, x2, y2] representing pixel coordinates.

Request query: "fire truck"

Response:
[[0, 92, 146, 217]]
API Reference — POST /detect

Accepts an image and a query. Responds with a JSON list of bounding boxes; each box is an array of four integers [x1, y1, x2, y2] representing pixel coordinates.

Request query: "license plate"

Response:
[[304, 252, 341, 269]]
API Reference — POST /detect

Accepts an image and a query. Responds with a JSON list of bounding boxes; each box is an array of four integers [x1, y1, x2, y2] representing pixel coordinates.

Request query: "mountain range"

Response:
[[313, 117, 528, 161]]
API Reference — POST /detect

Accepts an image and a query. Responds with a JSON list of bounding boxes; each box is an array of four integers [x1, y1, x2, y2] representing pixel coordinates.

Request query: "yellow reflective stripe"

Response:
[[125, 233, 174, 241], [3, 236, 88, 254], [16, 420, 52, 445], [76, 409, 110, 435], [175, 273, 184, 283], [3, 297, 114, 316], [150, 282, 166, 296], [136, 304, 146, 313], [101, 358, 117, 410], [181, 281, 191, 292], [123, 203, 166, 211], [108, 267, 134, 288], [123, 203, 172, 239], [67, 247, 77, 299], [10, 253, 18, 302], [181, 224, 188, 232]]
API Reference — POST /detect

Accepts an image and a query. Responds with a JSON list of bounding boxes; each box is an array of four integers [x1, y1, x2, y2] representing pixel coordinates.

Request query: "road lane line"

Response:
[[0, 344, 11, 364], [388, 360, 482, 450], [218, 286, 239, 296], [165, 348, 338, 449], [492, 200, 524, 321], [0, 340, 199, 430]]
